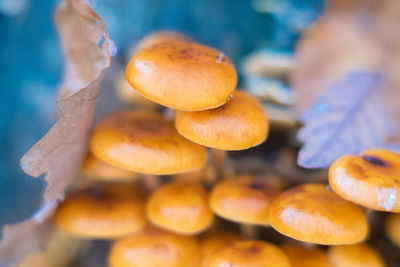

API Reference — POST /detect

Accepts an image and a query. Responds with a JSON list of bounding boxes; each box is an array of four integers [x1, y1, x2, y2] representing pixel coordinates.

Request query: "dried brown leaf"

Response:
[[0, 0, 113, 264]]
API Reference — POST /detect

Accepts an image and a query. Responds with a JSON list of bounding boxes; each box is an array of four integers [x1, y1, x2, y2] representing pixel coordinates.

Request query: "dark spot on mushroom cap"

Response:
[[242, 244, 263, 254], [362, 155, 389, 167]]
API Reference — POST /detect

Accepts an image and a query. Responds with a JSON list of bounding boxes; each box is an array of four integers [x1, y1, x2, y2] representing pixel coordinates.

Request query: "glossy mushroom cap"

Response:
[[329, 149, 400, 212], [90, 110, 207, 175], [281, 243, 332, 267], [208, 240, 291, 267], [269, 183, 369, 245], [385, 213, 400, 246], [54, 183, 146, 239], [175, 90, 269, 150], [82, 152, 139, 181], [199, 231, 241, 267], [126, 42, 237, 111], [209, 175, 279, 226], [108, 226, 200, 267], [129, 31, 192, 57], [327, 243, 385, 267], [147, 181, 214, 235], [114, 73, 159, 109]]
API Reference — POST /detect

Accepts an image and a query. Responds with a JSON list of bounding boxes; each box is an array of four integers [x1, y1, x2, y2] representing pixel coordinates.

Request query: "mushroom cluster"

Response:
[[52, 31, 399, 267]]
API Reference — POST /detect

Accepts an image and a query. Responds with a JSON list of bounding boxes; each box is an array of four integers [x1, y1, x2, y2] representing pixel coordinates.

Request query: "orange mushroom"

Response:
[[209, 175, 279, 226], [281, 243, 332, 267], [126, 42, 237, 111], [175, 90, 269, 151], [327, 243, 385, 267], [54, 183, 146, 239], [90, 110, 207, 175], [385, 213, 400, 247], [208, 240, 291, 267], [147, 181, 214, 235], [268, 183, 369, 245], [82, 152, 139, 181], [108, 226, 200, 267], [199, 231, 241, 267], [329, 149, 400, 212]]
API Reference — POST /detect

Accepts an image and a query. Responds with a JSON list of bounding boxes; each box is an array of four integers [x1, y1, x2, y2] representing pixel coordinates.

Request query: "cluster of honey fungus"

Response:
[[54, 32, 400, 267]]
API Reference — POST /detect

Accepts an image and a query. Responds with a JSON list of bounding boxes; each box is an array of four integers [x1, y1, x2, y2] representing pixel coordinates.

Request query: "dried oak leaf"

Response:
[[292, 0, 400, 168], [0, 0, 113, 264]]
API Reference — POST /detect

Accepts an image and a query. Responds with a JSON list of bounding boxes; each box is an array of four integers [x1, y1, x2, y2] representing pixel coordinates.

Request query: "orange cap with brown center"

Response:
[[175, 90, 269, 150], [108, 226, 200, 267], [329, 149, 400, 212], [129, 31, 192, 57], [281, 243, 332, 267], [147, 181, 214, 235], [199, 231, 241, 267], [327, 243, 385, 267], [54, 183, 146, 239], [90, 110, 207, 175], [269, 183, 369, 245], [385, 213, 400, 247], [126, 42, 237, 111], [208, 240, 291, 267], [209, 175, 279, 226], [82, 152, 139, 181]]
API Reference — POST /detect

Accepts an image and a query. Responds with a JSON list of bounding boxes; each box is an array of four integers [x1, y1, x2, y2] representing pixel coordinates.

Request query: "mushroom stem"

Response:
[[142, 174, 160, 191], [164, 108, 175, 120], [213, 149, 227, 180], [240, 224, 259, 239]]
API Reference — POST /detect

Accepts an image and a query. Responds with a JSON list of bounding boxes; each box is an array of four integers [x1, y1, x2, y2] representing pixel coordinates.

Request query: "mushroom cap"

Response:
[[129, 31, 192, 57], [147, 181, 214, 235], [90, 110, 207, 175], [175, 90, 269, 150], [108, 226, 200, 267], [82, 152, 139, 181], [209, 175, 279, 225], [114, 73, 159, 109], [281, 243, 332, 267], [329, 149, 400, 212], [385, 213, 400, 247], [54, 183, 146, 239], [268, 183, 369, 245], [126, 42, 237, 111], [208, 240, 291, 267], [199, 231, 241, 267], [327, 243, 385, 267]]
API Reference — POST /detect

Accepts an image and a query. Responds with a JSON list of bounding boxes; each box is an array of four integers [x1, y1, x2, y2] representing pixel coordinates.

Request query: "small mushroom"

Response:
[[126, 42, 237, 111], [199, 231, 241, 267], [268, 183, 369, 245], [385, 213, 400, 247], [54, 183, 146, 239], [209, 175, 279, 226], [329, 149, 400, 212], [108, 226, 200, 267], [90, 110, 207, 175], [281, 243, 332, 267], [82, 152, 139, 181], [327, 243, 385, 267], [129, 31, 192, 57], [175, 90, 269, 151], [208, 240, 291, 267], [147, 181, 214, 235]]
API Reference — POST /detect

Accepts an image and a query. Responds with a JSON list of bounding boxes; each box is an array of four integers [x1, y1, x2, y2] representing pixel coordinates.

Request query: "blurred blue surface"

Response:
[[0, 0, 323, 230]]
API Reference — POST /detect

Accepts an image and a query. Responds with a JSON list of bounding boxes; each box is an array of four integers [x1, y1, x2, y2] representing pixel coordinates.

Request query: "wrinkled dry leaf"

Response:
[[291, 0, 400, 168], [0, 0, 113, 264]]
